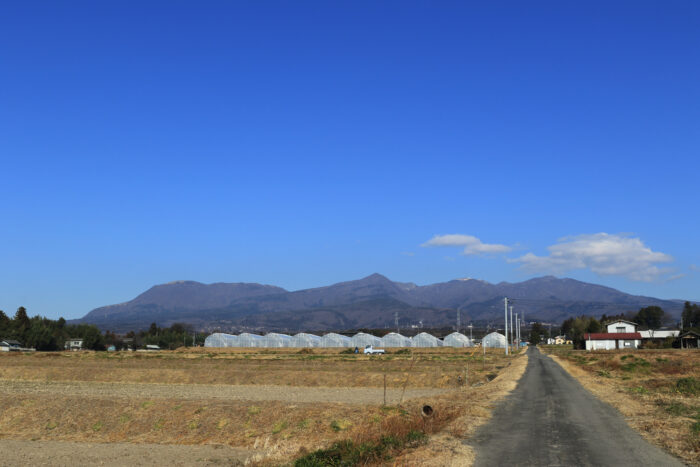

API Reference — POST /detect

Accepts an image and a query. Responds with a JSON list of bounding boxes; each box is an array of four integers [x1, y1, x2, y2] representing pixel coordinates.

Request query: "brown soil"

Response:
[[0, 380, 446, 405], [0, 347, 523, 465], [0, 439, 255, 466]]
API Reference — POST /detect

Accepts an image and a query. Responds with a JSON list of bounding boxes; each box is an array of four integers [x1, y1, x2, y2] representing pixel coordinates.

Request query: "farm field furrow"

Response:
[[0, 380, 447, 404], [0, 347, 526, 465]]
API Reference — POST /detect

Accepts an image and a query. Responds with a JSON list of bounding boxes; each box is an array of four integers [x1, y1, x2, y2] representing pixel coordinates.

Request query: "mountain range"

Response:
[[75, 274, 686, 333]]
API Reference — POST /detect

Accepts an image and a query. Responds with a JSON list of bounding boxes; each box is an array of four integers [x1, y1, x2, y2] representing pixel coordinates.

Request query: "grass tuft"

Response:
[[676, 377, 700, 395]]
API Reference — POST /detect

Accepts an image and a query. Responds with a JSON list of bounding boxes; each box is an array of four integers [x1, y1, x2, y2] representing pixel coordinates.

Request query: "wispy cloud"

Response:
[[511, 233, 673, 282], [690, 264, 699, 272], [666, 274, 686, 282], [422, 234, 511, 256], [401, 251, 415, 257]]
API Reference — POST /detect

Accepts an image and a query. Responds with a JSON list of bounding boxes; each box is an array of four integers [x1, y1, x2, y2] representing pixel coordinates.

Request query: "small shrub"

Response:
[[248, 406, 261, 415], [692, 421, 700, 434], [141, 401, 154, 409], [406, 430, 427, 443], [45, 421, 57, 430], [272, 420, 288, 434], [339, 348, 356, 354], [330, 419, 353, 432], [676, 377, 700, 395], [92, 421, 103, 432], [597, 369, 611, 378], [297, 418, 310, 429]]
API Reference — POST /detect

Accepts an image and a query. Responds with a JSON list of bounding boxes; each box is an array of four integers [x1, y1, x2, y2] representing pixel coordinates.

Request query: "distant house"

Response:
[[65, 338, 84, 351], [679, 331, 700, 349], [585, 321, 642, 351], [122, 338, 134, 351], [0, 339, 22, 352], [585, 332, 642, 350], [546, 336, 567, 345], [606, 320, 638, 334]]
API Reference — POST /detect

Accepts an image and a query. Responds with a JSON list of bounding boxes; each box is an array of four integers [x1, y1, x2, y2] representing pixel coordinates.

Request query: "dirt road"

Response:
[[0, 439, 254, 466], [0, 379, 446, 405], [468, 346, 683, 466]]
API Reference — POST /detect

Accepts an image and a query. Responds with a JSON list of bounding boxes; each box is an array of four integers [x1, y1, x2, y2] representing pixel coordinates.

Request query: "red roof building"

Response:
[[584, 332, 642, 351], [584, 333, 642, 340]]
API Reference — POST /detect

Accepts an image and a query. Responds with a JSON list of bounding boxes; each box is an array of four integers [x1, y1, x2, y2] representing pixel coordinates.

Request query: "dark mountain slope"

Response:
[[75, 274, 686, 332]]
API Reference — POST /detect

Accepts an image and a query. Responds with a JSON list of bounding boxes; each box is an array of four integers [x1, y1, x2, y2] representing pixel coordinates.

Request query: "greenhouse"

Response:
[[482, 332, 507, 348], [237, 333, 265, 347], [381, 332, 412, 347], [443, 332, 473, 348], [411, 332, 443, 347], [263, 333, 293, 347], [290, 333, 321, 347], [204, 333, 239, 348], [351, 332, 381, 348], [319, 333, 352, 347]]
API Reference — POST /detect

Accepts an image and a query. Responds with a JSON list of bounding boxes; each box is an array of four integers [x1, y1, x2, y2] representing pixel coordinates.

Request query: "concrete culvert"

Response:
[[421, 405, 434, 418]]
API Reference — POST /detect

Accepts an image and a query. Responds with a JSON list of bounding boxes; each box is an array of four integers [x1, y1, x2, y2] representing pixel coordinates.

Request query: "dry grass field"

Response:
[[543, 346, 700, 465], [0, 346, 527, 466]]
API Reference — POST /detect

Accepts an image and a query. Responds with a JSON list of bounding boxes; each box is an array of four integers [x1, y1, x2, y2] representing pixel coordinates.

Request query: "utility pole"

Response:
[[457, 308, 461, 333], [468, 323, 473, 341], [504, 297, 509, 355], [395, 311, 399, 334], [509, 305, 514, 352], [515, 313, 518, 348]]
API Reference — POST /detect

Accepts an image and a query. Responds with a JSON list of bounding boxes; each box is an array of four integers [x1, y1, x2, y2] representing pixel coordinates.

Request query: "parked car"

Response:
[[363, 345, 385, 355]]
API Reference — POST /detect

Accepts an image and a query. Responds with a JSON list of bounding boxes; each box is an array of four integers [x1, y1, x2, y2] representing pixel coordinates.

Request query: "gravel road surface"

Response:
[[469, 346, 683, 466], [0, 439, 254, 466], [0, 380, 446, 405]]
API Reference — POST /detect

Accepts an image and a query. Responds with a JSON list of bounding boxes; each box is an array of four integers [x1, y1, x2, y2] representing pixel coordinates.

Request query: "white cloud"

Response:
[[690, 264, 699, 272], [511, 233, 673, 282], [401, 251, 415, 257], [422, 234, 511, 256]]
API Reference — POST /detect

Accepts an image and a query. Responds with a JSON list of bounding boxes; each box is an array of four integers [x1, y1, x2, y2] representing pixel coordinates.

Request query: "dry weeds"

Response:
[[545, 347, 700, 466], [0, 347, 526, 465]]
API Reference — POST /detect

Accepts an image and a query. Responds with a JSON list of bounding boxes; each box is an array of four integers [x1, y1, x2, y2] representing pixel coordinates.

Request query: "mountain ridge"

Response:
[[74, 274, 686, 333]]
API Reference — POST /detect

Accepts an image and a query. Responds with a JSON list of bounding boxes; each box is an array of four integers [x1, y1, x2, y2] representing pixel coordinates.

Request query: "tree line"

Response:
[[0, 307, 105, 350], [114, 322, 206, 350], [0, 307, 207, 351], [681, 301, 700, 332]]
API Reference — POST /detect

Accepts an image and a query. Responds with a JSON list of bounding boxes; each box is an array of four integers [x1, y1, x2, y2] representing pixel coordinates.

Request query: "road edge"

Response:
[[547, 352, 692, 466], [396, 349, 530, 466]]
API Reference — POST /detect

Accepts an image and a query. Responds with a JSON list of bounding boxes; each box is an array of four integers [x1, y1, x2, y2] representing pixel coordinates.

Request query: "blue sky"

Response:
[[1, 1, 699, 320]]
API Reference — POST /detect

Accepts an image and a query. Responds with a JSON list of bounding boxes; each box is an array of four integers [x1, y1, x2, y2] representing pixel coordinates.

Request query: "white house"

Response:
[[584, 332, 642, 350], [606, 320, 638, 333], [65, 338, 84, 351], [0, 339, 22, 351], [585, 320, 642, 350]]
